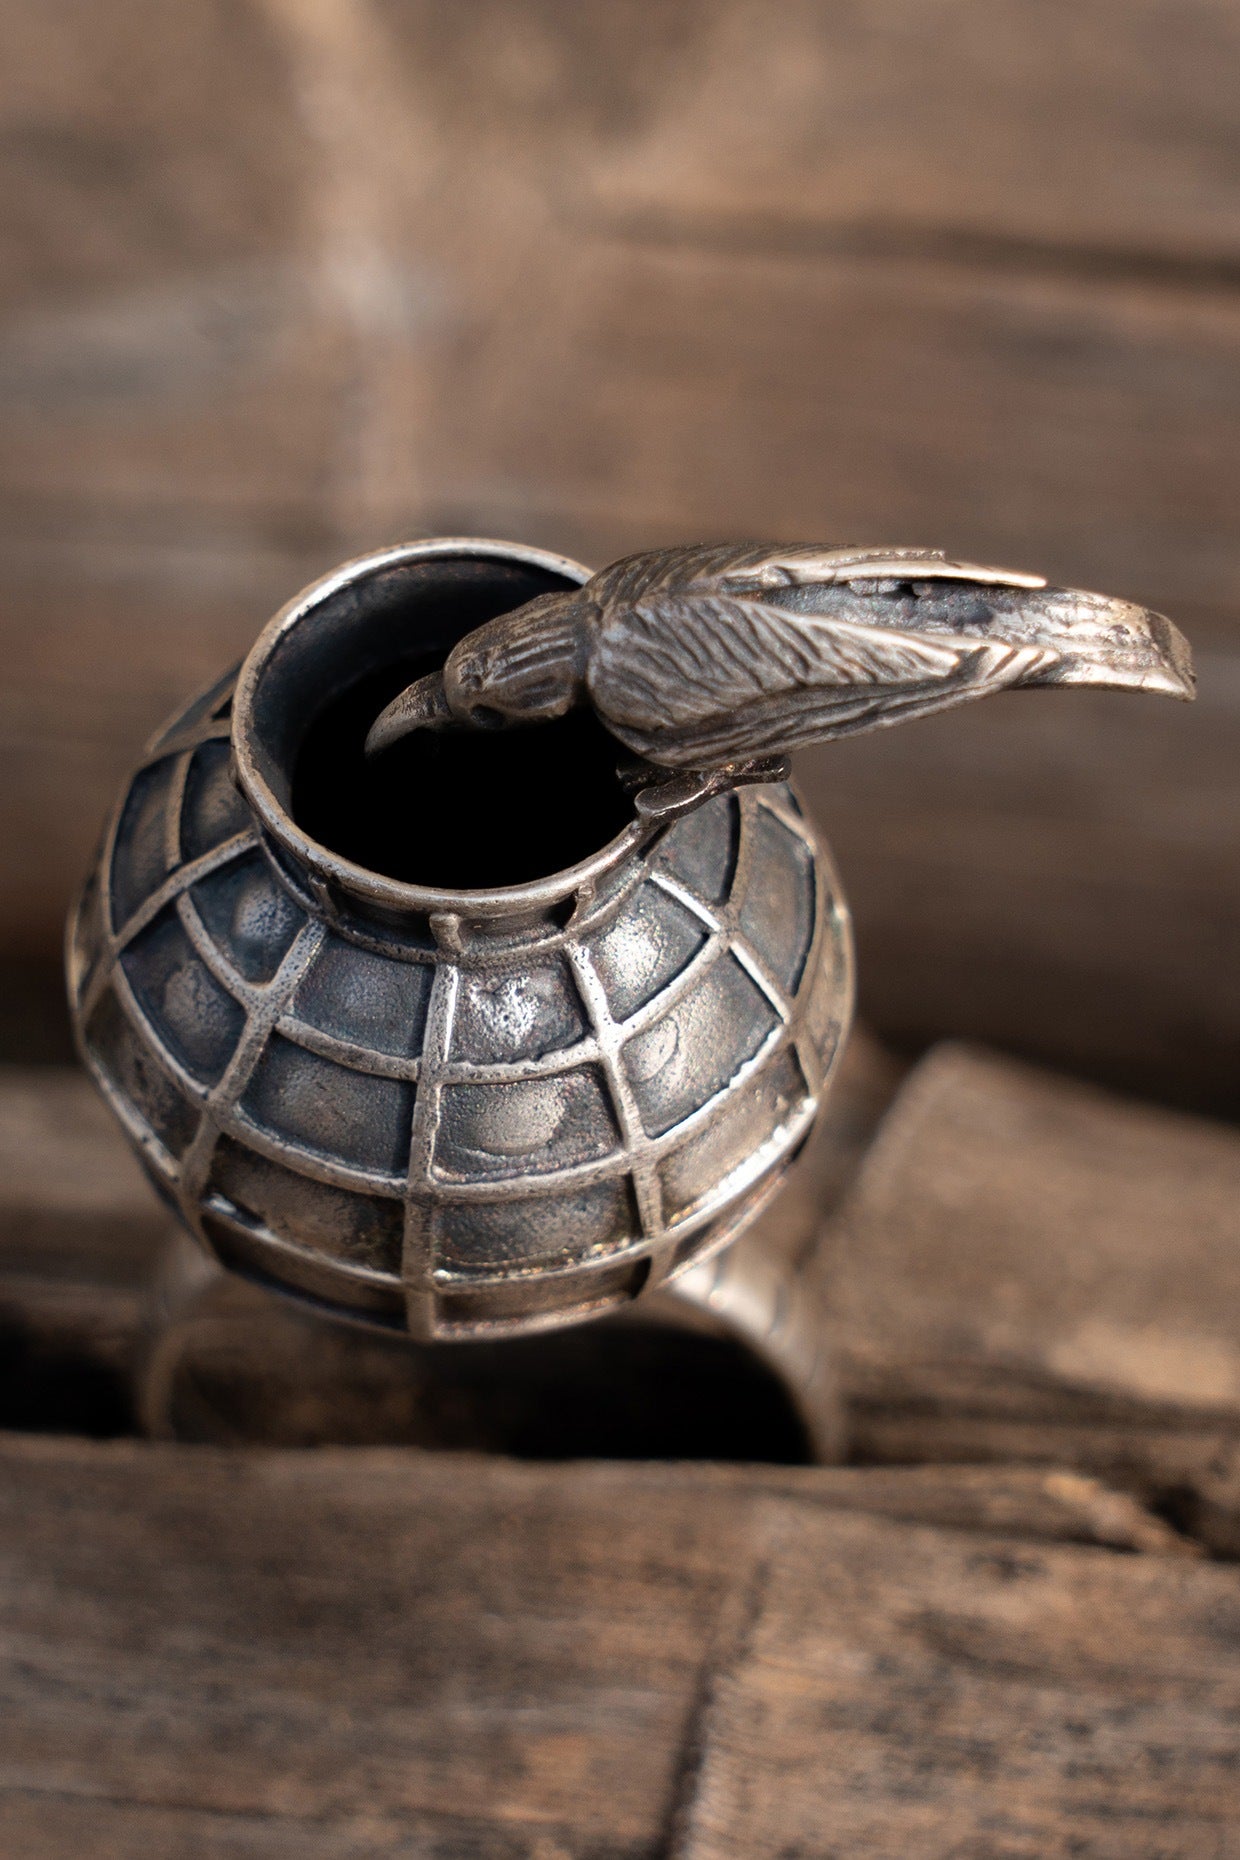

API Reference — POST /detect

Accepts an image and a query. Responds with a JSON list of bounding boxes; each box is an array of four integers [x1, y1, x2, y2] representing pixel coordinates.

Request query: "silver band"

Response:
[[134, 1217, 843, 1461], [652, 1237, 843, 1461]]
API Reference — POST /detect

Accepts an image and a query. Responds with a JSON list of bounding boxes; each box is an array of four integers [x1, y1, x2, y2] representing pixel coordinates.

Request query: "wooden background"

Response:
[[2, 0, 1238, 1110], [2, 0, 1240, 1101], [6, 18, 1240, 1850]]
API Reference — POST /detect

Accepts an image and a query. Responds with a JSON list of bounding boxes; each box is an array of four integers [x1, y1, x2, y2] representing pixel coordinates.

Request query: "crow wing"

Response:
[[585, 547, 1053, 768], [588, 542, 1044, 607]]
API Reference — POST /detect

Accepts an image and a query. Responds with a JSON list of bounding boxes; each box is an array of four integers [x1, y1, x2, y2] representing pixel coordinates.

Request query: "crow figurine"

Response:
[[365, 545, 1194, 782]]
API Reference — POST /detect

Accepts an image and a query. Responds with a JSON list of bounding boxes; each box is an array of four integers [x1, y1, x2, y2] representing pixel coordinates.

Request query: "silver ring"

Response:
[[69, 537, 854, 1346], [75, 534, 1187, 1460], [134, 1145, 845, 1462]]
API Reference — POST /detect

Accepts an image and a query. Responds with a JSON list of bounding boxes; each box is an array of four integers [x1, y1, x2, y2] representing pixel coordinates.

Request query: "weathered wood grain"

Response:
[[0, 1435, 1217, 1860], [375, 0, 1240, 264], [10, 0, 1240, 579], [671, 1502, 1240, 1860], [2, 1, 1240, 1107], [408, 242, 1240, 615], [852, 1409, 1240, 1561], [0, 0, 339, 546], [0, 1065, 165, 1274], [0, 1436, 733, 1857], [0, 1, 311, 314], [343, 1, 1240, 624], [833, 1044, 1240, 1539], [801, 647, 1240, 1112], [667, 1461, 1193, 1557], [834, 1043, 1240, 1413]]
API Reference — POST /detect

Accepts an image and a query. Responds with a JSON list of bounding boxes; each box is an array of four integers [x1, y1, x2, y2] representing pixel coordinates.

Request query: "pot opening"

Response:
[[293, 665, 634, 889], [239, 545, 637, 895]]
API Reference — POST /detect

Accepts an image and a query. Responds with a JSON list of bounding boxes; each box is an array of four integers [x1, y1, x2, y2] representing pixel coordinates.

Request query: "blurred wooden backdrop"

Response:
[[2, 0, 1238, 1109]]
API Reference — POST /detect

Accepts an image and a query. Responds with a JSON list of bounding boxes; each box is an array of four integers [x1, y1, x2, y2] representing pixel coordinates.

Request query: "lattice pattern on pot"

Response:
[[69, 673, 852, 1338]]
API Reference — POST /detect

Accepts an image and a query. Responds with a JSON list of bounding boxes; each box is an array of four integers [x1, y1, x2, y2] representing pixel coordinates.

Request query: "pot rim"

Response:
[[232, 536, 662, 919]]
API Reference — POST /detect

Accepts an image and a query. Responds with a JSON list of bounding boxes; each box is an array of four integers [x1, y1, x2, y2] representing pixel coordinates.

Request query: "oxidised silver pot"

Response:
[[68, 539, 853, 1341]]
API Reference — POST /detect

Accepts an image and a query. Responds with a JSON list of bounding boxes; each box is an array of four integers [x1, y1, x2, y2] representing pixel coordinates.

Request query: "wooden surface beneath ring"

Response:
[[5, 1039, 1240, 1854], [2, 1435, 1232, 1860]]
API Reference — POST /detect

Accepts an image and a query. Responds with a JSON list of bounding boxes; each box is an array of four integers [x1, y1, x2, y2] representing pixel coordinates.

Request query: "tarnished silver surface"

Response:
[[68, 535, 1193, 1352], [368, 542, 1194, 766], [656, 1229, 843, 1460], [68, 540, 851, 1342], [136, 1216, 846, 1460]]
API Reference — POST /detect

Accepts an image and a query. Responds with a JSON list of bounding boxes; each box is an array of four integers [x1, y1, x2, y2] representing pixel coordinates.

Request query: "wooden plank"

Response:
[[680, 1462, 1193, 1558], [9, 0, 1240, 596], [12, 1, 1240, 313], [672, 1501, 1240, 1859], [3, 6, 1240, 1112], [374, 0, 1240, 265], [834, 1043, 1240, 1415], [0, 1436, 734, 1856], [799, 647, 1240, 1113], [0, 1, 340, 539], [408, 239, 1240, 616], [0, 314, 342, 555], [852, 1409, 1240, 1560], [833, 1044, 1240, 1541], [10, 245, 1240, 1101], [0, 1, 311, 315], [0, 1436, 1213, 1859], [10, 1, 1240, 586], [0, 1065, 167, 1276]]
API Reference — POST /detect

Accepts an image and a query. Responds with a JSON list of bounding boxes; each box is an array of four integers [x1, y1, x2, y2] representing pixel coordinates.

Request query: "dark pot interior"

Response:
[[244, 550, 636, 890]]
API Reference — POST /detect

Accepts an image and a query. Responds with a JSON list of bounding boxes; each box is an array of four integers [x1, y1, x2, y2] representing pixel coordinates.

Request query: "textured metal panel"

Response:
[[69, 553, 854, 1341]]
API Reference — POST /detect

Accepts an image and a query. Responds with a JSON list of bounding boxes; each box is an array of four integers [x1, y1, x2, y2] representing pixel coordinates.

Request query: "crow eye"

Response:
[[466, 703, 506, 729]]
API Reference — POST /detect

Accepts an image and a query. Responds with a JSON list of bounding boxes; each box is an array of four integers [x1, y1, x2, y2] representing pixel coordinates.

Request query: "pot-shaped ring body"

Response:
[[68, 540, 853, 1339]]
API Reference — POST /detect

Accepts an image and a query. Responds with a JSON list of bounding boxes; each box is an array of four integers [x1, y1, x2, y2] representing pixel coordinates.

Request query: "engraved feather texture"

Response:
[[443, 589, 591, 722], [365, 542, 1194, 769]]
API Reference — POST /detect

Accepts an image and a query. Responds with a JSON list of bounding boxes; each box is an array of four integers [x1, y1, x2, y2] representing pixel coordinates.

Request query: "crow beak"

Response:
[[365, 671, 454, 757]]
